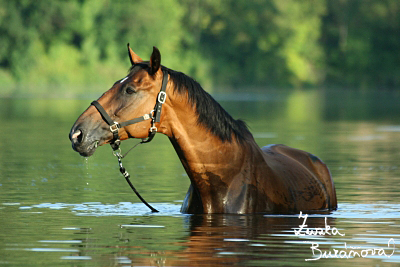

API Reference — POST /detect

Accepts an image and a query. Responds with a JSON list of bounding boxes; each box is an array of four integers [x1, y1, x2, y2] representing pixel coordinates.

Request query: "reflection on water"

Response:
[[32, 202, 182, 216], [1, 89, 400, 266], [24, 202, 400, 219], [2, 202, 400, 266]]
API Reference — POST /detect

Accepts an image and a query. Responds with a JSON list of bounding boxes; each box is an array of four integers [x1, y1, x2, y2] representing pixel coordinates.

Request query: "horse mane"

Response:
[[162, 66, 252, 144]]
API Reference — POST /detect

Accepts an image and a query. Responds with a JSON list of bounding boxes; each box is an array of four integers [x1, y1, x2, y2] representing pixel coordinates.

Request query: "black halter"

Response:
[[91, 67, 168, 151]]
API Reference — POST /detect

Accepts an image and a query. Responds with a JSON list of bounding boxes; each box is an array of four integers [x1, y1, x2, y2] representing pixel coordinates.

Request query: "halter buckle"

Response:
[[157, 91, 167, 104], [149, 126, 157, 132], [110, 122, 120, 133]]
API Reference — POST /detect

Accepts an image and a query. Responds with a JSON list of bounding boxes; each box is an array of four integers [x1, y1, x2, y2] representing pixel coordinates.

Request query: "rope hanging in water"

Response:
[[114, 144, 159, 213]]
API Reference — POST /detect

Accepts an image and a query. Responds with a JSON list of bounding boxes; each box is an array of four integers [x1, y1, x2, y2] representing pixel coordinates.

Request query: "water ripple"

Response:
[[26, 202, 400, 219]]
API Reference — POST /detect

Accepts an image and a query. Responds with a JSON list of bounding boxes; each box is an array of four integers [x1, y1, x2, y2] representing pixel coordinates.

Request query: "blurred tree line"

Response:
[[0, 0, 399, 95]]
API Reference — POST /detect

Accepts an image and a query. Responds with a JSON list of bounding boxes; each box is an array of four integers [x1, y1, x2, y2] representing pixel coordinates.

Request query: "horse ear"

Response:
[[127, 43, 142, 65], [150, 46, 161, 75]]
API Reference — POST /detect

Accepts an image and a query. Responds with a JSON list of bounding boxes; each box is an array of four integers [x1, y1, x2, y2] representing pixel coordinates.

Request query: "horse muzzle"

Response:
[[69, 126, 100, 157]]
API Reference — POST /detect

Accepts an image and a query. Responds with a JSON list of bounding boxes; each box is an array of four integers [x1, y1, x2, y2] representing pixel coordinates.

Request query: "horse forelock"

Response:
[[162, 66, 251, 144]]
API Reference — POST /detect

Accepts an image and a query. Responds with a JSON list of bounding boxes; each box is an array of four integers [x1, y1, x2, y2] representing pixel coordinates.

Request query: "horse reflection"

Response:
[[67, 214, 334, 266]]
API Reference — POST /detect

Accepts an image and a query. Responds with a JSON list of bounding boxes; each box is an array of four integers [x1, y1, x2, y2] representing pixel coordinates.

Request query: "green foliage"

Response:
[[322, 0, 400, 89], [0, 0, 399, 95]]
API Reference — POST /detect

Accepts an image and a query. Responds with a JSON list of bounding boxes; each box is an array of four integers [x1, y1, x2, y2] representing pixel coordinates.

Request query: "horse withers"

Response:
[[69, 45, 337, 214]]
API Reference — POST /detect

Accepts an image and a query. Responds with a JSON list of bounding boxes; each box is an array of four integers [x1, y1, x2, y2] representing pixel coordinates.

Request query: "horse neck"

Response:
[[160, 85, 260, 212], [168, 120, 249, 180]]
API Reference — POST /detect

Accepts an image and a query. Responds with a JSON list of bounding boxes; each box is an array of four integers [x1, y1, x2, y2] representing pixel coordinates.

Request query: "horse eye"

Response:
[[125, 86, 135, 94]]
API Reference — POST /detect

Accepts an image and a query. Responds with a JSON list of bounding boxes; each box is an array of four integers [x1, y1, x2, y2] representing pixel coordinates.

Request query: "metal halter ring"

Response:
[[149, 126, 157, 133], [112, 147, 122, 158], [110, 122, 120, 133]]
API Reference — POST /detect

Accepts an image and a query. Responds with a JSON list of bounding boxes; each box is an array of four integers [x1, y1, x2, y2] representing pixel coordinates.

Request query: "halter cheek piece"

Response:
[[91, 67, 168, 151]]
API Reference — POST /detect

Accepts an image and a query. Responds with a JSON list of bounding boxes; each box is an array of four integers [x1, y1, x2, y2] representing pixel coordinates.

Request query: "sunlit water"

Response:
[[1, 90, 400, 266]]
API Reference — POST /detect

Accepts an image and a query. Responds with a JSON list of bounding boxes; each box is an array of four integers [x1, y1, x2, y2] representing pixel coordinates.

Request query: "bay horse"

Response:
[[69, 45, 337, 214]]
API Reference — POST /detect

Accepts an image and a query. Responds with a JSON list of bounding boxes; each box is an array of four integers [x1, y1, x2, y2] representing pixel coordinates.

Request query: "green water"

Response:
[[1, 89, 400, 266]]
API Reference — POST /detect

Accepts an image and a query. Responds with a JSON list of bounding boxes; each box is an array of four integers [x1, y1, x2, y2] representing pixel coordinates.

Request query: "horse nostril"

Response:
[[71, 129, 83, 144]]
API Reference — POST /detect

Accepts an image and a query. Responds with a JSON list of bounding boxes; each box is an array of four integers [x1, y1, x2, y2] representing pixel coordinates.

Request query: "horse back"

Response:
[[261, 144, 337, 212]]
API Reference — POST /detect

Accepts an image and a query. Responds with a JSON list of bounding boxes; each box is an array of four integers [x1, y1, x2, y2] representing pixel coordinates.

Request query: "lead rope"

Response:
[[113, 144, 159, 213]]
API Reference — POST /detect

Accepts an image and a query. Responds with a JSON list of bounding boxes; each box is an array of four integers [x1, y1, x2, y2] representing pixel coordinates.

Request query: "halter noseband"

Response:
[[91, 67, 168, 151]]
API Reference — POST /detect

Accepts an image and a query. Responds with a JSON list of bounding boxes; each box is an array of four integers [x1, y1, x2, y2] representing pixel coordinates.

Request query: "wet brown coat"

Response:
[[70, 46, 337, 214]]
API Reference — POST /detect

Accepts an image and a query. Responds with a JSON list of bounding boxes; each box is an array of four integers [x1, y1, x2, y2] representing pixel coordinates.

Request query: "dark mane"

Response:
[[162, 66, 252, 144]]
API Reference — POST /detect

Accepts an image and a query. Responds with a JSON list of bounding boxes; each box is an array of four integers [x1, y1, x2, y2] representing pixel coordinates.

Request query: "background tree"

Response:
[[0, 0, 399, 95]]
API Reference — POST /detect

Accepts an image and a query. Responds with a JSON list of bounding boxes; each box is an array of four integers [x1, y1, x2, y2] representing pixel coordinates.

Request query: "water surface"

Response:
[[1, 89, 400, 266]]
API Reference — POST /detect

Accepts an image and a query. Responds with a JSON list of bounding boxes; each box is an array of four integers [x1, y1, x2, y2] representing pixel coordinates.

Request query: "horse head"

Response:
[[69, 45, 165, 157]]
